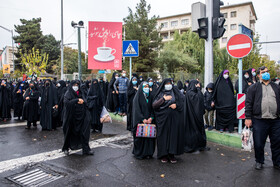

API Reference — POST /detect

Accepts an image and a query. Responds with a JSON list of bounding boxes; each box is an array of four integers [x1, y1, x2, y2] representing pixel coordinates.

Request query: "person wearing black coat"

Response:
[[99, 77, 108, 103], [152, 78, 185, 163], [55, 80, 67, 127], [22, 81, 40, 129], [106, 72, 119, 113], [183, 80, 189, 95], [0, 79, 12, 121], [184, 80, 209, 153], [13, 81, 25, 120], [40, 79, 58, 131], [62, 80, 93, 156], [127, 77, 139, 131], [132, 82, 156, 159], [204, 83, 215, 130], [87, 79, 104, 133]]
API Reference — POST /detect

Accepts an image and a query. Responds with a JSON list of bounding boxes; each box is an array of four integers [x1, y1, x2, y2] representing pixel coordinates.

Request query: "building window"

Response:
[[162, 33, 168, 39], [230, 24, 237, 30], [223, 13, 228, 18], [181, 19, 189, 25], [222, 37, 227, 43], [231, 11, 237, 18], [161, 22, 168, 28], [171, 21, 178, 27]]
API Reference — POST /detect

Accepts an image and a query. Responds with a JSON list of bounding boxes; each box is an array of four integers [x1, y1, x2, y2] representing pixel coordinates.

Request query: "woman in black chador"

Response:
[[152, 78, 185, 164], [127, 77, 139, 131], [55, 80, 67, 127], [62, 80, 93, 156], [106, 72, 119, 113], [132, 82, 156, 159], [87, 79, 104, 133], [184, 80, 209, 153], [212, 70, 236, 133], [40, 79, 58, 131], [13, 81, 25, 120], [0, 79, 12, 121], [22, 81, 40, 129]]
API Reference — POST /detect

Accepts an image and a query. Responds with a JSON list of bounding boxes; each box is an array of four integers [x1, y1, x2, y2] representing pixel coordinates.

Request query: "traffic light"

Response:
[[197, 17, 208, 40], [212, 0, 226, 39]]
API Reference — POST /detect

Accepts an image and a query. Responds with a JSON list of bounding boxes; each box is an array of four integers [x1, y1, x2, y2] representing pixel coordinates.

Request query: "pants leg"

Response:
[[209, 110, 214, 127], [204, 110, 209, 125], [119, 93, 124, 113], [252, 118, 270, 164], [269, 119, 280, 166], [123, 93, 127, 113], [27, 121, 31, 127]]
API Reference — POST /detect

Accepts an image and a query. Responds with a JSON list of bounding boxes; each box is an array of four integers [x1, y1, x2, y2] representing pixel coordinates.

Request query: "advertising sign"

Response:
[[88, 21, 122, 70], [3, 64, 10, 74]]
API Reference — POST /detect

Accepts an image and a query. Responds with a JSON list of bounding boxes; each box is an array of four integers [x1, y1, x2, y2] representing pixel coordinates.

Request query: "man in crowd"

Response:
[[114, 70, 129, 116], [245, 66, 280, 170]]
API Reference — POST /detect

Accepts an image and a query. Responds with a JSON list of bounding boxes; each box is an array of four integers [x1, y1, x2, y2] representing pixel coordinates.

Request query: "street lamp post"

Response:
[[0, 25, 15, 73], [61, 0, 64, 80], [71, 21, 84, 81]]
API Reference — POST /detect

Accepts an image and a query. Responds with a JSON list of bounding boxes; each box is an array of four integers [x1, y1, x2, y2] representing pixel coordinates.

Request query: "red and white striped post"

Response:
[[237, 94, 246, 119]]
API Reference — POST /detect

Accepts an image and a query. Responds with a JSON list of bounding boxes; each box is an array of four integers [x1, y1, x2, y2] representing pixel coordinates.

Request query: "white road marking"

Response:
[[0, 133, 131, 174], [0, 122, 26, 128], [229, 43, 251, 50]]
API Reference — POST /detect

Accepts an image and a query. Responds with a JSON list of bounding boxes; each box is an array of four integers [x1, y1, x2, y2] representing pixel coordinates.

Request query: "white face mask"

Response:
[[115, 76, 119, 80], [122, 73, 126, 77], [244, 75, 249, 79], [252, 72, 256, 76], [72, 86, 79, 92], [165, 84, 172, 91], [57, 83, 61, 87], [223, 74, 229, 79], [208, 90, 213, 93]]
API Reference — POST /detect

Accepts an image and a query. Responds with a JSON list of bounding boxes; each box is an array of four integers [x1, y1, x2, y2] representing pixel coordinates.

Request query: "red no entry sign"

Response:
[[227, 34, 253, 58]]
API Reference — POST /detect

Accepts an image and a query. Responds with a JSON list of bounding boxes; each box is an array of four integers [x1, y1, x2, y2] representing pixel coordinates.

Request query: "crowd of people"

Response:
[[0, 66, 279, 169]]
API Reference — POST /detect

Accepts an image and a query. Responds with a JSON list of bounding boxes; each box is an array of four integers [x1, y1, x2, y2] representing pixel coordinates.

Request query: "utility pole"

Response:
[[204, 0, 213, 88], [61, 0, 64, 80], [77, 27, 82, 81]]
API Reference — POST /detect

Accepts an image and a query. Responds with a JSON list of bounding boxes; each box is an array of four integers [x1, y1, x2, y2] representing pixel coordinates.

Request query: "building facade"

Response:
[[0, 46, 17, 72], [157, 2, 257, 48]]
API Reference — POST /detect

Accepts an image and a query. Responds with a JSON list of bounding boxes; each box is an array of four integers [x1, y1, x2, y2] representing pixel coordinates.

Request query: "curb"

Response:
[[206, 130, 242, 149]]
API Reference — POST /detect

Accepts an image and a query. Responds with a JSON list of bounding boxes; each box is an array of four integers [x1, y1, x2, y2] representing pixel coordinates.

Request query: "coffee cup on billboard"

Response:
[[97, 47, 116, 60]]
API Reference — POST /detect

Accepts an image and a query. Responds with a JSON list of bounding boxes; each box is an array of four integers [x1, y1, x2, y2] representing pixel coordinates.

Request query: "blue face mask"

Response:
[[149, 82, 153, 86], [262, 72, 270, 81], [132, 81, 137, 85], [143, 88, 149, 94]]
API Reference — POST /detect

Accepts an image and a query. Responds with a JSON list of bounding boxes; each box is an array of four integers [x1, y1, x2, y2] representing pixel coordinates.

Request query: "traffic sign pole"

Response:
[[238, 25, 243, 134], [130, 57, 132, 80]]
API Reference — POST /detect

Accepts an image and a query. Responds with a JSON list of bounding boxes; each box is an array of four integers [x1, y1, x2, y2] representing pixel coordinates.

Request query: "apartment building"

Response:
[[0, 46, 17, 72], [157, 1, 257, 48]]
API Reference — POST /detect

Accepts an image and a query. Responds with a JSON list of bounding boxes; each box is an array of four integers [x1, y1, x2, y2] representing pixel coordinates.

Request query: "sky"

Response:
[[0, 0, 279, 62]]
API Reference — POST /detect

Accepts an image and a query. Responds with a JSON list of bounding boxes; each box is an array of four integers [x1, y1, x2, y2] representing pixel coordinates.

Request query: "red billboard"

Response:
[[88, 21, 122, 70]]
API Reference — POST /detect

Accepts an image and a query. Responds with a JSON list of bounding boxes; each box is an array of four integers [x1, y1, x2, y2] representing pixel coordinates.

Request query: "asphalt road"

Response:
[[0, 118, 279, 187]]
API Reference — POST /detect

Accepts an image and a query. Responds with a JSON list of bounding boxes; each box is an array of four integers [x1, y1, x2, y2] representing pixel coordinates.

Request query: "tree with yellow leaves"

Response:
[[20, 48, 48, 76]]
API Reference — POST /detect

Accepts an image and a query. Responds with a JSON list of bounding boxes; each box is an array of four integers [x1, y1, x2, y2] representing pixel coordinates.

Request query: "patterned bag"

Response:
[[136, 124, 157, 138]]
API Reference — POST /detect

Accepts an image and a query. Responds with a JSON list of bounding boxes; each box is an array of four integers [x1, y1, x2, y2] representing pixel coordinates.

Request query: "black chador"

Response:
[[132, 82, 156, 159], [13, 81, 25, 120], [127, 77, 139, 131], [152, 79, 185, 159], [212, 70, 236, 132], [40, 80, 58, 130], [62, 81, 93, 155], [55, 80, 67, 127], [0, 79, 12, 121], [105, 72, 119, 112], [184, 80, 208, 153], [22, 82, 40, 128], [87, 79, 104, 133]]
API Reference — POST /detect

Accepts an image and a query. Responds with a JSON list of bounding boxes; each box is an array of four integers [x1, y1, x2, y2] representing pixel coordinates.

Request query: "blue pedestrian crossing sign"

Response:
[[122, 40, 139, 57]]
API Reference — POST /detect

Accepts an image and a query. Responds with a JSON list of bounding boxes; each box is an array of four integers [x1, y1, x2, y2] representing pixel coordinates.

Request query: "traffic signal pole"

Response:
[[204, 0, 213, 88]]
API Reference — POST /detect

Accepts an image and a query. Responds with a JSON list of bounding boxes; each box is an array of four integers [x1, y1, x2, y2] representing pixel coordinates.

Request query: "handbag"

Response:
[[100, 106, 112, 123], [136, 124, 156, 138]]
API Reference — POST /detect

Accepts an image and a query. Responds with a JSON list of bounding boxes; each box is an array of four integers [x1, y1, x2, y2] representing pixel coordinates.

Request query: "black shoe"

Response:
[[200, 147, 211, 151], [274, 165, 280, 170], [255, 162, 263, 170], [25, 126, 31, 129], [83, 150, 94, 156]]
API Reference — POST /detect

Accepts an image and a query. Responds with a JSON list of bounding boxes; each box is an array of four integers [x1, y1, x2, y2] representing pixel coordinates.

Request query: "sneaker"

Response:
[[64, 150, 70, 156], [170, 157, 177, 164], [220, 129, 224, 133], [161, 157, 168, 163], [204, 124, 209, 129], [274, 165, 280, 170], [25, 126, 31, 129], [255, 162, 263, 170]]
